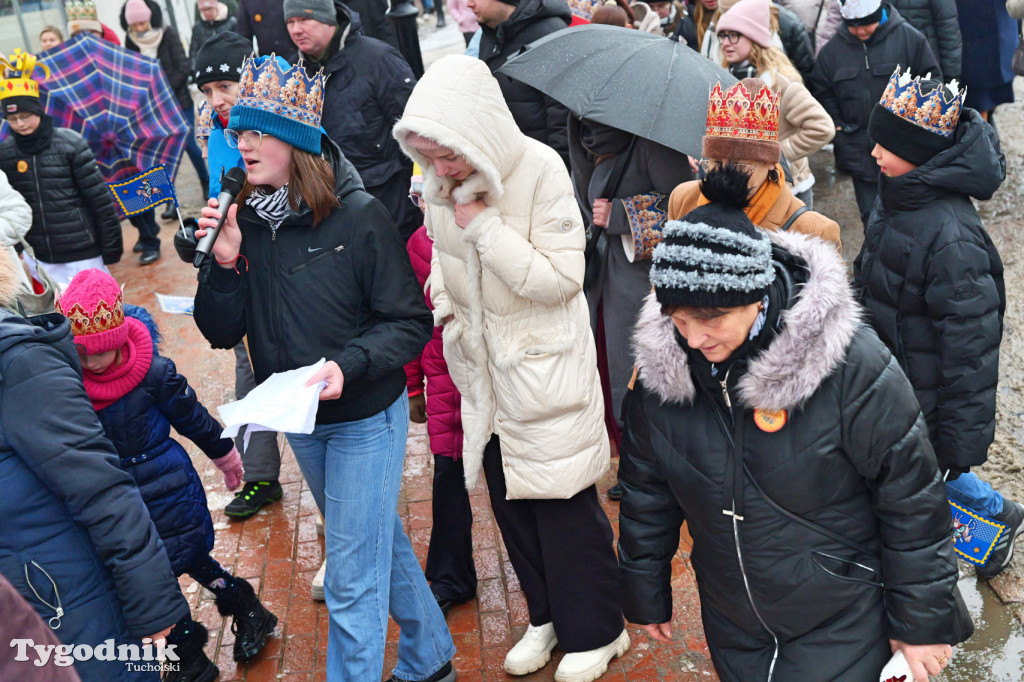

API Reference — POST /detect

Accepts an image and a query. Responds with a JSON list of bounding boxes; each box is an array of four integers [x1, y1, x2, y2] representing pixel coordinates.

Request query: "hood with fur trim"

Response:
[[393, 55, 527, 206], [633, 229, 861, 411], [0, 249, 25, 313]]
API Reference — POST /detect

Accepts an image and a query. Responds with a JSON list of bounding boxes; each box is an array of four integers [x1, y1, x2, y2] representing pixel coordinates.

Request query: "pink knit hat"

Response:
[[125, 0, 153, 25], [717, 0, 772, 48], [57, 269, 129, 355]]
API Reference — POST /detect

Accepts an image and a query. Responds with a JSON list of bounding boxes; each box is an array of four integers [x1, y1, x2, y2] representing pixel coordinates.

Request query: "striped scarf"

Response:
[[247, 185, 292, 229]]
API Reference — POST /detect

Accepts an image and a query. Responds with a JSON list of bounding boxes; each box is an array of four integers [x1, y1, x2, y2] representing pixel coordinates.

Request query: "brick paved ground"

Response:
[[109, 215, 718, 682]]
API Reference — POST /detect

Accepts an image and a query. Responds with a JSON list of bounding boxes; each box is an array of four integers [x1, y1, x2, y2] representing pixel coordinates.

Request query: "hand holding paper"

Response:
[[306, 360, 345, 401]]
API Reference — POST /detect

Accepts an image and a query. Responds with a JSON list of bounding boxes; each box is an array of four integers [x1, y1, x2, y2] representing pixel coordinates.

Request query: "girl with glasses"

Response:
[[193, 55, 455, 682], [715, 0, 834, 209]]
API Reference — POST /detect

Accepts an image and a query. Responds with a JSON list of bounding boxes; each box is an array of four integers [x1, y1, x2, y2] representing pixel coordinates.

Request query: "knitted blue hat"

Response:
[[228, 54, 326, 155]]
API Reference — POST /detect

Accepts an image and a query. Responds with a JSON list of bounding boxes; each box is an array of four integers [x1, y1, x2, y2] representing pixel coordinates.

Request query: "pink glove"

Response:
[[213, 447, 244, 491]]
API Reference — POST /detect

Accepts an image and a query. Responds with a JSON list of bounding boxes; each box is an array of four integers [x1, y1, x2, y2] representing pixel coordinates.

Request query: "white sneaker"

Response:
[[311, 559, 326, 601], [504, 622, 557, 675], [554, 629, 630, 682]]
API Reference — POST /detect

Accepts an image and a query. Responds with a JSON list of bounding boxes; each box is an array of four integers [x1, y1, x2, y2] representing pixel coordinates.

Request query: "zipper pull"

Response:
[[272, 226, 278, 242], [334, 244, 345, 253], [720, 380, 731, 408], [863, 45, 869, 70]]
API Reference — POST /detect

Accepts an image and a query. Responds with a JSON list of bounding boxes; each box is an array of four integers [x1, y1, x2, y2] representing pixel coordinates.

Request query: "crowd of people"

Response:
[[1, 0, 1023, 681]]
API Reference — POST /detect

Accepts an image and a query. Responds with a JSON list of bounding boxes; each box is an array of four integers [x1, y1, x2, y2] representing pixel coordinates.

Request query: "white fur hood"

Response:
[[393, 55, 527, 206], [632, 230, 861, 411]]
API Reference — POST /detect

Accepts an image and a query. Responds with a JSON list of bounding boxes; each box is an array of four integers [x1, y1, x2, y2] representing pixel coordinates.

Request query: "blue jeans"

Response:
[[947, 472, 1005, 518], [286, 395, 454, 681]]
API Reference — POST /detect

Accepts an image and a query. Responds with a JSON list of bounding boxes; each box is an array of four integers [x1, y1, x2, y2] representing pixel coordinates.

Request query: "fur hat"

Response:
[[702, 78, 781, 165], [57, 269, 129, 355], [716, 0, 772, 48], [124, 0, 153, 25], [651, 165, 775, 308], [869, 66, 965, 166], [283, 0, 338, 25], [840, 0, 883, 25]]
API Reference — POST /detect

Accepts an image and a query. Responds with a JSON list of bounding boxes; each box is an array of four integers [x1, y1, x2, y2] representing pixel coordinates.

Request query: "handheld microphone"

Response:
[[194, 166, 248, 268]]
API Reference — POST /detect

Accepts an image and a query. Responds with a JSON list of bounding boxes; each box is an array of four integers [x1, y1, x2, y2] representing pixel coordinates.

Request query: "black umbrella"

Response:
[[498, 25, 738, 158]]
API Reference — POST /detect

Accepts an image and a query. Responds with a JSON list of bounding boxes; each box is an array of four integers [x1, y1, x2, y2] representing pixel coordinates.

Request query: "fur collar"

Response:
[[632, 230, 861, 411]]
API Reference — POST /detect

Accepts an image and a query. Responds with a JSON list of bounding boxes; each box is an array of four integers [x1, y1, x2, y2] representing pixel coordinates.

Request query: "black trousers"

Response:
[[130, 211, 161, 252], [425, 454, 477, 602], [366, 164, 419, 242], [482, 436, 623, 652], [851, 176, 879, 227]]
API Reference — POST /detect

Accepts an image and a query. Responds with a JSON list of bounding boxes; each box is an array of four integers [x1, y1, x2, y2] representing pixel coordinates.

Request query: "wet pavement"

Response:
[[101, 40, 1024, 680]]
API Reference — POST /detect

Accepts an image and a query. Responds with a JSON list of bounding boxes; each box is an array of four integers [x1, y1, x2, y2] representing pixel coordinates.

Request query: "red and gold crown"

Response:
[[0, 49, 50, 103], [702, 79, 781, 165]]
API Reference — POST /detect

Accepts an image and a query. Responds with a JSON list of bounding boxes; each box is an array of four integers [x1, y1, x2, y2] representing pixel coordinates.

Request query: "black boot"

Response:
[[216, 578, 278, 662], [162, 621, 218, 682], [160, 200, 177, 221]]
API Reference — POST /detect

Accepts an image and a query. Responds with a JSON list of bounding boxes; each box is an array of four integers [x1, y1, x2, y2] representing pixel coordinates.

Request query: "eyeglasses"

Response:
[[716, 31, 743, 44], [225, 129, 264, 150], [698, 158, 757, 175], [409, 192, 423, 207]]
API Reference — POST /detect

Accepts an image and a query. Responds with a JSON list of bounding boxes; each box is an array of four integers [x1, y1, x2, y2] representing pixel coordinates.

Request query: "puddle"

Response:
[[945, 576, 1024, 681]]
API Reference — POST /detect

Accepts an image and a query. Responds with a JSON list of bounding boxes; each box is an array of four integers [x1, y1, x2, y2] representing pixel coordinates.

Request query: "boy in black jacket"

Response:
[[808, 0, 939, 226], [854, 67, 1024, 580]]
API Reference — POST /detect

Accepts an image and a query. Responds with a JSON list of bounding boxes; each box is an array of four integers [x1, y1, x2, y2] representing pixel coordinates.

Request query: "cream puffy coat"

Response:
[[772, 71, 835, 194], [394, 55, 609, 500]]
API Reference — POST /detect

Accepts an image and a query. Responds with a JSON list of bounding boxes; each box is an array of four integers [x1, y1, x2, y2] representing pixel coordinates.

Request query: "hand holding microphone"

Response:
[[194, 167, 247, 268]]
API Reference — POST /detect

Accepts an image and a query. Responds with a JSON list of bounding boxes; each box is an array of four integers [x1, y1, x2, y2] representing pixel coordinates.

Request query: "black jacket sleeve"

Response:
[[331, 198, 432, 383], [194, 261, 247, 350], [160, 27, 191, 95], [911, 28, 943, 83], [931, 0, 962, 81], [923, 239, 1003, 470], [778, 5, 815, 80], [152, 357, 234, 460], [840, 329, 964, 646], [1, 343, 189, 637], [68, 134, 123, 265], [618, 381, 686, 625], [807, 48, 842, 128]]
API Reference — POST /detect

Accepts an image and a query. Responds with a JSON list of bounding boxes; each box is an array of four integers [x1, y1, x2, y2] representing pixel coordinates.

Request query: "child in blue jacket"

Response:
[[58, 268, 277, 682]]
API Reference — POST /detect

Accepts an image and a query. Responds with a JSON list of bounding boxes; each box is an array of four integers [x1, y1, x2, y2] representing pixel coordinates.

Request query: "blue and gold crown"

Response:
[[878, 66, 965, 139], [196, 101, 212, 142], [229, 54, 325, 154]]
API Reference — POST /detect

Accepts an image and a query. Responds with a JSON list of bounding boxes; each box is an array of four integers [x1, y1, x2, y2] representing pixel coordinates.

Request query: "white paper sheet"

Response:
[[879, 650, 915, 681], [218, 358, 326, 451]]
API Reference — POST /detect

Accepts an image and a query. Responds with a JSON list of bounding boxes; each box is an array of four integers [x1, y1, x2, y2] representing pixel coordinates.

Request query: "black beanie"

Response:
[[650, 165, 775, 309], [2, 96, 44, 118], [193, 32, 252, 87], [869, 76, 961, 166]]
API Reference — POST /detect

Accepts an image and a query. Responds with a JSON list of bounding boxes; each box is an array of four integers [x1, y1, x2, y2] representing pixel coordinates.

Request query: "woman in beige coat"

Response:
[[717, 0, 834, 208], [394, 55, 628, 682]]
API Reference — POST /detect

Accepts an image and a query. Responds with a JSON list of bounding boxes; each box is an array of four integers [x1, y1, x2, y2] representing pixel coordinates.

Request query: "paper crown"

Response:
[[196, 101, 212, 141], [878, 66, 964, 138], [66, 0, 99, 22], [235, 54, 326, 131], [705, 80, 779, 143], [59, 291, 125, 338], [840, 0, 882, 20], [0, 49, 50, 102]]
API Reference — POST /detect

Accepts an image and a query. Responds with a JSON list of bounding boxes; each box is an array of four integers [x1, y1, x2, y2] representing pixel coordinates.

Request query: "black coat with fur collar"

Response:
[[619, 230, 965, 681]]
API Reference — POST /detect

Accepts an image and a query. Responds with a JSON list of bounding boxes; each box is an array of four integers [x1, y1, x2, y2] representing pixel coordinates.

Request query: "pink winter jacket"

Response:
[[447, 0, 481, 33], [405, 226, 465, 460]]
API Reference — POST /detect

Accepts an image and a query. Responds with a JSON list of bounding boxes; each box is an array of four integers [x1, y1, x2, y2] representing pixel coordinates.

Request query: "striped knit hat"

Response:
[[650, 165, 775, 308]]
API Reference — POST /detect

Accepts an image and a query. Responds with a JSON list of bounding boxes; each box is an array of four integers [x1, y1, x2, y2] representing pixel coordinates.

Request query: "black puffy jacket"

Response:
[[194, 137, 432, 426], [189, 15, 240, 63], [807, 4, 940, 181], [853, 109, 1005, 473], [0, 126, 123, 265], [293, 2, 415, 190], [121, 0, 193, 113], [889, 0, 962, 81], [480, 0, 572, 167], [620, 231, 966, 681], [775, 4, 816, 80]]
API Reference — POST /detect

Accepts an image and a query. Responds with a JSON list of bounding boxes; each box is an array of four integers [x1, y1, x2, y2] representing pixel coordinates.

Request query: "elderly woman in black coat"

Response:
[[618, 165, 969, 682]]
